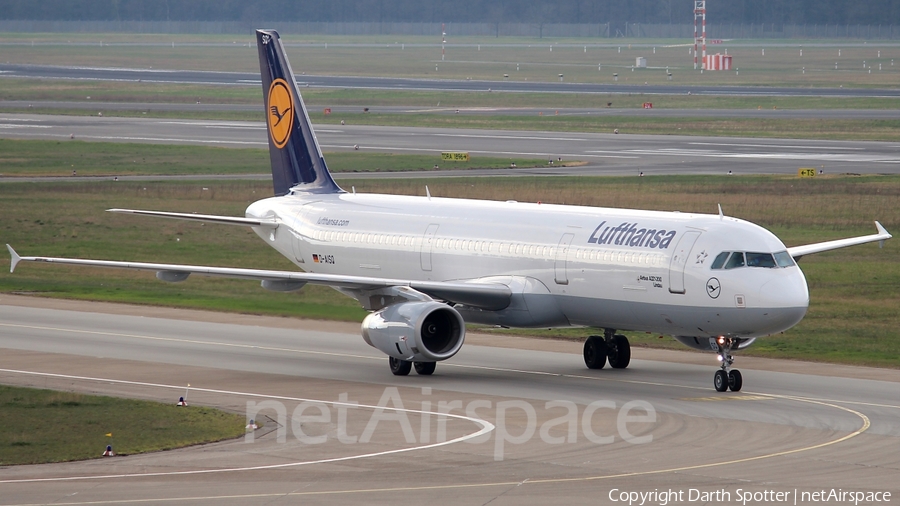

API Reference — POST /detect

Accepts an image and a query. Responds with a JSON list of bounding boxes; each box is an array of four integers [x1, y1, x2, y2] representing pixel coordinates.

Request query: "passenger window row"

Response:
[[313, 230, 666, 266]]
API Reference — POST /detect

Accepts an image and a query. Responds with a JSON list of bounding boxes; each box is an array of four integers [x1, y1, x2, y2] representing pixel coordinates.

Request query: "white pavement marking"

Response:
[[0, 124, 52, 129], [430, 133, 592, 142], [321, 144, 639, 159], [0, 368, 495, 484], [689, 141, 865, 150], [0, 132, 268, 146], [612, 148, 900, 163]]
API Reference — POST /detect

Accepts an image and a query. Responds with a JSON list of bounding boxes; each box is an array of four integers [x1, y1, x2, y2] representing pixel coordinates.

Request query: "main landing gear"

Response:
[[713, 337, 742, 392], [584, 329, 631, 370], [389, 357, 435, 376]]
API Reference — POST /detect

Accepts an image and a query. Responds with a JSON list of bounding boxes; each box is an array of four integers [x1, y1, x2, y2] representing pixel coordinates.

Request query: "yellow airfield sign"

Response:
[[441, 152, 470, 162], [798, 168, 817, 177]]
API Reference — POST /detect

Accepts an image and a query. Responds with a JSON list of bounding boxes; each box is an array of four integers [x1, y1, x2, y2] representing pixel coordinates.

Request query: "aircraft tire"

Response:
[[390, 357, 412, 376], [414, 361, 436, 375], [584, 335, 607, 369], [608, 334, 631, 369], [714, 369, 729, 392], [728, 369, 743, 391]]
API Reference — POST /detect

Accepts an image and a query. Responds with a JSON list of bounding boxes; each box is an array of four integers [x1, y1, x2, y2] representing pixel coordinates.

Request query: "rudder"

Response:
[[256, 29, 341, 196]]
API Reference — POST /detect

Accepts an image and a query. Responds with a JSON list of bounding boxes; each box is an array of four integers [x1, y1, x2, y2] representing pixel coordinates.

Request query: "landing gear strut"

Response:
[[584, 329, 631, 370], [713, 337, 742, 392]]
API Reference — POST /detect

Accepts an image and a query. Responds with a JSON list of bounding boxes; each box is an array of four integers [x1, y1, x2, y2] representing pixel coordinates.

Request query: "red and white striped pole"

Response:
[[693, 1, 706, 70]]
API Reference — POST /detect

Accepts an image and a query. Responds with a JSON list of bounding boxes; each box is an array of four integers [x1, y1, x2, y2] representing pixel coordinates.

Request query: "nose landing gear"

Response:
[[714, 337, 742, 392]]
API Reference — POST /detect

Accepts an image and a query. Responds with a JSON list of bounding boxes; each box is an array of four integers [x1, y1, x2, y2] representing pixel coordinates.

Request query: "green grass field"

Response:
[[2, 173, 897, 367], [312, 112, 900, 141], [0, 139, 554, 177], [0, 385, 246, 465], [3, 77, 900, 110]]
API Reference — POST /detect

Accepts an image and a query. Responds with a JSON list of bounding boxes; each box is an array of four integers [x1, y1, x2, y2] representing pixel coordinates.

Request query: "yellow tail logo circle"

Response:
[[267, 78, 294, 149]]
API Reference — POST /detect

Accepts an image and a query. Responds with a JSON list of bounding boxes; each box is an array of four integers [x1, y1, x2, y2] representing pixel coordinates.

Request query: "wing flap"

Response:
[[787, 221, 892, 259], [107, 209, 278, 228], [6, 245, 511, 310]]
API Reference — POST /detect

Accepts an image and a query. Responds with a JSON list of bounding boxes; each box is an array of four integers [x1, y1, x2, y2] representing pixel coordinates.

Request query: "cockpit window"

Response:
[[724, 252, 745, 269], [774, 251, 795, 267], [746, 252, 777, 268], [711, 252, 730, 270], [711, 250, 796, 269]]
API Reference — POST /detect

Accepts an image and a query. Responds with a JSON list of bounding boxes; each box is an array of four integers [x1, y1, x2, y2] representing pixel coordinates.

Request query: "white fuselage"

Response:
[[247, 192, 809, 341]]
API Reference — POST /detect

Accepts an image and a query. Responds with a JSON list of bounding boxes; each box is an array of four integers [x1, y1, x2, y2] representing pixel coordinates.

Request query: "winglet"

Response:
[[876, 221, 891, 248], [7, 244, 21, 273]]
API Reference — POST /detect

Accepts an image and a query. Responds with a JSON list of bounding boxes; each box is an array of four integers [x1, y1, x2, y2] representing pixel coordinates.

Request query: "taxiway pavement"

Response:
[[0, 296, 897, 505], [2, 113, 900, 177]]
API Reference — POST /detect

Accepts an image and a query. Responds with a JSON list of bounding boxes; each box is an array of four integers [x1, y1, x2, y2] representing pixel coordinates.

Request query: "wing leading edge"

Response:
[[107, 209, 278, 228], [6, 245, 511, 311], [786, 221, 892, 260]]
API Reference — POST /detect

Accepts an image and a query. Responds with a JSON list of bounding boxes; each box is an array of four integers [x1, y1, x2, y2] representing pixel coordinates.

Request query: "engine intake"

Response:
[[361, 301, 465, 362]]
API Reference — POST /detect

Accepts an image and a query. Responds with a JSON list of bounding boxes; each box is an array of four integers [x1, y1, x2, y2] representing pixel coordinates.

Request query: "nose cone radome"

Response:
[[758, 269, 810, 333]]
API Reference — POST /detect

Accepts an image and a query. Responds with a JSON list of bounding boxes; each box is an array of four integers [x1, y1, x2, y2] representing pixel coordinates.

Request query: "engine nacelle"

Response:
[[673, 336, 757, 352], [361, 301, 465, 362]]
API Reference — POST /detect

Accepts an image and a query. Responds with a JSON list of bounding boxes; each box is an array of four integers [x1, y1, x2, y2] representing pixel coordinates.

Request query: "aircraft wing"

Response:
[[6, 245, 511, 311], [786, 221, 891, 259], [107, 209, 278, 228]]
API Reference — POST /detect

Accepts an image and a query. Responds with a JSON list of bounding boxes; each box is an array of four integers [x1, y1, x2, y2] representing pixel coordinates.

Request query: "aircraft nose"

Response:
[[759, 269, 809, 309], [758, 269, 809, 331]]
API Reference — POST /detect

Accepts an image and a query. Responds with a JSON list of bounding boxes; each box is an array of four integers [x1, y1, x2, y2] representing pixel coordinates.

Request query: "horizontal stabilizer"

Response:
[[107, 209, 278, 228]]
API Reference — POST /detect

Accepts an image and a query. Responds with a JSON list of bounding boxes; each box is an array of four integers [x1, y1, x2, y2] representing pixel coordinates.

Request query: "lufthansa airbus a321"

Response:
[[8, 29, 892, 392]]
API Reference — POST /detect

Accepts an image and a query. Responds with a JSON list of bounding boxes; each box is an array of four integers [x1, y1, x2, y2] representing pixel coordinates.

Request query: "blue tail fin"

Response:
[[256, 29, 342, 196]]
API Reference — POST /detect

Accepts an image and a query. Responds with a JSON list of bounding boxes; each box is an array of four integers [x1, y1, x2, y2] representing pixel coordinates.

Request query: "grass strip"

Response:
[[4, 78, 900, 110], [0, 385, 246, 465], [5, 104, 898, 141], [0, 139, 554, 177], [313, 112, 900, 142]]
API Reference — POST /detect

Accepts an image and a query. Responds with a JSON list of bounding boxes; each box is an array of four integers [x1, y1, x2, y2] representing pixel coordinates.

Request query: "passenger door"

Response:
[[668, 231, 701, 294], [555, 233, 575, 285], [420, 224, 440, 271]]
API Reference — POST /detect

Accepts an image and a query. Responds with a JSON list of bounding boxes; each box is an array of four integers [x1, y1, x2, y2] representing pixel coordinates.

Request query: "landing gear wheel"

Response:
[[714, 369, 729, 392], [584, 336, 607, 369], [414, 361, 436, 376], [728, 369, 743, 392], [389, 357, 412, 376], [607, 334, 631, 369]]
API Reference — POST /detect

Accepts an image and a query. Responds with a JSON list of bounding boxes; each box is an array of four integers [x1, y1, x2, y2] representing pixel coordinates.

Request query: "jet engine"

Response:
[[361, 301, 465, 362]]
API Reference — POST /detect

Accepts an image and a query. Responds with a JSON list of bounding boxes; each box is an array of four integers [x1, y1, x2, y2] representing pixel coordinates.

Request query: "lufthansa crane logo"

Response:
[[267, 78, 294, 149], [706, 277, 721, 299]]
